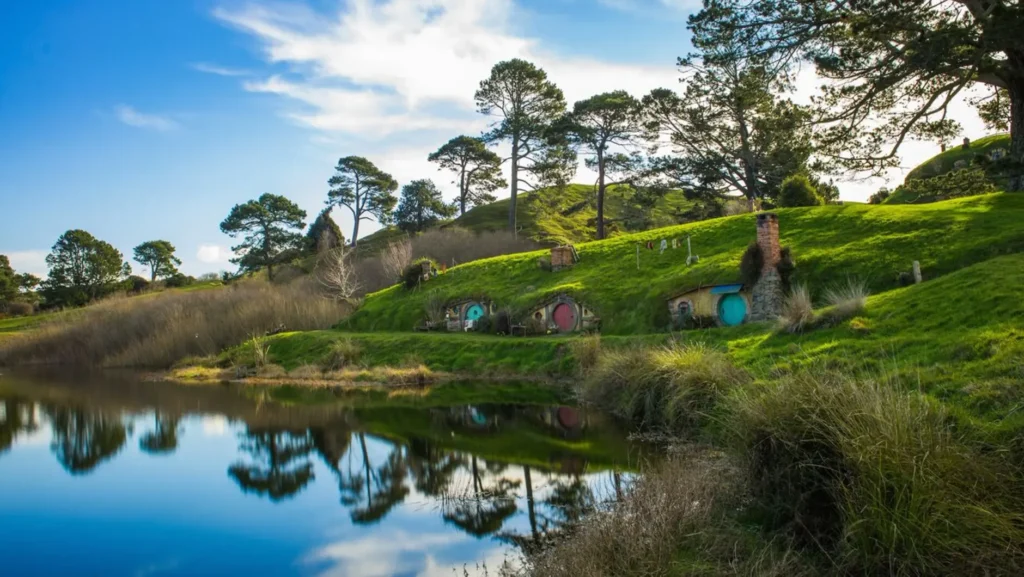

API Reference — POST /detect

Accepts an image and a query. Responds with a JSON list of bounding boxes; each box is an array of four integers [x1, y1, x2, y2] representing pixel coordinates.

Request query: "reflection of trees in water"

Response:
[[228, 428, 316, 501], [498, 471, 601, 557], [441, 455, 521, 537], [337, 433, 410, 525], [139, 412, 182, 455], [44, 404, 128, 475], [407, 438, 464, 497], [1, 397, 39, 455]]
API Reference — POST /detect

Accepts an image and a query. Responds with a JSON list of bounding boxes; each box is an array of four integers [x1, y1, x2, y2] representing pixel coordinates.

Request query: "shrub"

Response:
[[322, 338, 363, 370], [740, 241, 764, 287], [729, 371, 1024, 574], [821, 277, 868, 323], [380, 238, 413, 284], [473, 314, 494, 334], [570, 334, 602, 374], [402, 261, 425, 290], [411, 227, 540, 267], [778, 285, 814, 334], [127, 275, 150, 294], [582, 342, 748, 433], [0, 281, 351, 368], [3, 301, 34, 317], [890, 168, 999, 204], [198, 272, 220, 282], [778, 174, 824, 207], [777, 246, 796, 292], [868, 187, 891, 204], [287, 364, 323, 380], [164, 273, 195, 288], [537, 256, 553, 272]]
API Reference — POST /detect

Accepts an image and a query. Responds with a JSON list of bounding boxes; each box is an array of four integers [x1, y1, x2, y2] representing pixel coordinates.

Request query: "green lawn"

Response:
[[345, 193, 1024, 335]]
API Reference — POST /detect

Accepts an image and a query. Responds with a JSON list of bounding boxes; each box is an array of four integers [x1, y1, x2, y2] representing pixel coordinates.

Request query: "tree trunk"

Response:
[[1010, 82, 1024, 192], [596, 150, 606, 240], [459, 169, 467, 216], [266, 262, 274, 281], [509, 138, 519, 234], [523, 465, 537, 538], [150, 266, 156, 283], [351, 218, 360, 248]]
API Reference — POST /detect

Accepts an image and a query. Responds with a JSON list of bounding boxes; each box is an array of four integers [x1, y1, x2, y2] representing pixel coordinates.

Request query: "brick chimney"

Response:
[[751, 212, 784, 321], [756, 212, 781, 272]]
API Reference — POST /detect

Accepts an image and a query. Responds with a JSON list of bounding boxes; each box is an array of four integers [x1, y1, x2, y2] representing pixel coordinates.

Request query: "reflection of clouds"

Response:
[[201, 416, 227, 437], [303, 530, 476, 577], [14, 425, 51, 448]]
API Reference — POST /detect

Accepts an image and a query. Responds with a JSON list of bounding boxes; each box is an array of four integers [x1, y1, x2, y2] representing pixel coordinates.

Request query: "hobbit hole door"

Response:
[[552, 303, 577, 332], [717, 294, 747, 327], [465, 304, 485, 322]]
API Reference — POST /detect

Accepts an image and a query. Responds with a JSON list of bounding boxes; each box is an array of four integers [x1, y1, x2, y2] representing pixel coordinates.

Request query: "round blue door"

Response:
[[465, 304, 485, 321], [717, 294, 747, 327]]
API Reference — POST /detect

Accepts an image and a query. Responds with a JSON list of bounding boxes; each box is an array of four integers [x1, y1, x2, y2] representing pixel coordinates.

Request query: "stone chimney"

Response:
[[751, 213, 784, 321], [756, 213, 781, 272]]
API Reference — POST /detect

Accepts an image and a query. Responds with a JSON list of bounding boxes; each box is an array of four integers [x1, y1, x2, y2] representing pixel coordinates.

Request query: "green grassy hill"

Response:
[[344, 193, 1024, 335], [903, 133, 1010, 182], [357, 183, 695, 251]]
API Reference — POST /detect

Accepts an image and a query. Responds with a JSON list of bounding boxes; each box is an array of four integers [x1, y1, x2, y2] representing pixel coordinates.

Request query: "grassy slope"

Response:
[[358, 183, 694, 249], [345, 193, 1024, 335], [902, 133, 1010, 182]]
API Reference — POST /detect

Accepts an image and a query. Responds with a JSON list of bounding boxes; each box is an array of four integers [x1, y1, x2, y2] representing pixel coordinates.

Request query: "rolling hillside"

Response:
[[344, 193, 1024, 335], [357, 184, 696, 251], [904, 133, 1010, 181]]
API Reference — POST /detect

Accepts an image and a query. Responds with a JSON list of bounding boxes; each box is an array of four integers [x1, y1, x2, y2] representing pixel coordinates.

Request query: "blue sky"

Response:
[[0, 0, 984, 278]]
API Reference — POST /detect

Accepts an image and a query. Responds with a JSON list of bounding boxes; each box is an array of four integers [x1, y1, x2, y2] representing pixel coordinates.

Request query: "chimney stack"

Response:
[[756, 212, 781, 272], [751, 213, 784, 321]]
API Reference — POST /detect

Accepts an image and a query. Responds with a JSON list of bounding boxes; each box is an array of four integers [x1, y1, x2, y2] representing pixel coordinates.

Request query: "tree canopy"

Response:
[[305, 208, 345, 254], [475, 59, 567, 232], [642, 62, 813, 209], [219, 193, 307, 281], [689, 0, 1024, 190], [558, 91, 646, 239], [327, 156, 398, 246], [42, 229, 131, 307], [132, 240, 181, 282], [428, 136, 507, 216], [394, 179, 457, 233]]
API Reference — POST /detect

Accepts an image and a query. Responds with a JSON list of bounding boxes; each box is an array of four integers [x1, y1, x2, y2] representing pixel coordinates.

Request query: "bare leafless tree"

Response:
[[316, 246, 361, 302], [380, 238, 413, 283]]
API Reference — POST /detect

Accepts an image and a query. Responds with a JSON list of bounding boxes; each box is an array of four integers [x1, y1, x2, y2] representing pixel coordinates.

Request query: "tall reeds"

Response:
[[0, 279, 351, 368]]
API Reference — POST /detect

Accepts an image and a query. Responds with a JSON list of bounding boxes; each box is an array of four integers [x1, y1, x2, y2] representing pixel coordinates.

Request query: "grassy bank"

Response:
[[346, 193, 1024, 334]]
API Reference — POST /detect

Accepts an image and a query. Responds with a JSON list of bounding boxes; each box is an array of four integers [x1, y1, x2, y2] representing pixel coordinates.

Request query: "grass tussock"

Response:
[[821, 278, 868, 324], [581, 342, 748, 433], [522, 450, 814, 577], [0, 279, 352, 368], [322, 338, 363, 370], [778, 285, 815, 334], [569, 334, 602, 374], [730, 370, 1024, 575]]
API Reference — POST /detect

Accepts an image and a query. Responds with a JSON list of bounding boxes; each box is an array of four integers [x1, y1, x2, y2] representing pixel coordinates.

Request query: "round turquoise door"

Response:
[[717, 294, 747, 327], [465, 303, 485, 321]]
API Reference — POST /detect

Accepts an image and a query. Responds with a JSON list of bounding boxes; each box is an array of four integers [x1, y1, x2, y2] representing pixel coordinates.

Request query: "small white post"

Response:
[[912, 261, 922, 284]]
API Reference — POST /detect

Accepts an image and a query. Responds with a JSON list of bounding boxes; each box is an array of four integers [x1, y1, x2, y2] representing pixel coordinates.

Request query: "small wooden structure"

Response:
[[667, 283, 751, 328], [529, 295, 599, 333], [550, 245, 579, 271]]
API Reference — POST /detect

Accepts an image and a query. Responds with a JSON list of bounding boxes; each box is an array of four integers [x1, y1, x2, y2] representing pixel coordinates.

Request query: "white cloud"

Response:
[[213, 0, 676, 135], [303, 530, 469, 577], [3, 250, 48, 278], [201, 415, 227, 436], [196, 244, 234, 264], [191, 62, 250, 77], [115, 105, 179, 131]]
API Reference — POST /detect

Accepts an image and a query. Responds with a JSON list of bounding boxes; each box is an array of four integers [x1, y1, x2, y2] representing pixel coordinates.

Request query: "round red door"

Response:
[[552, 303, 576, 332]]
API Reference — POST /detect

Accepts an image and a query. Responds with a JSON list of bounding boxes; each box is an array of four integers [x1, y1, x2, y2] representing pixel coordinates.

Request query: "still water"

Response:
[[0, 370, 644, 577]]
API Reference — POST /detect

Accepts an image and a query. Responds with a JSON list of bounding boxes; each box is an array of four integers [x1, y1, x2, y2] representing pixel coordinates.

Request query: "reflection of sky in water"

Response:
[[0, 398, 630, 577]]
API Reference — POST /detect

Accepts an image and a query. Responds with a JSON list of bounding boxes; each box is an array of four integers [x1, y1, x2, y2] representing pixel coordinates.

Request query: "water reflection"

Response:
[[0, 372, 647, 576]]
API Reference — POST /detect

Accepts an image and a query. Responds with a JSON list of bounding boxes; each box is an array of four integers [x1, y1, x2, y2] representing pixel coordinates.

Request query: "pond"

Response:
[[0, 370, 648, 577]]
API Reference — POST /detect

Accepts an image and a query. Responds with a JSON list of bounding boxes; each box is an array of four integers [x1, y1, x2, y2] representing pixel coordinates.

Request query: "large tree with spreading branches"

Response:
[[219, 193, 306, 281], [643, 62, 813, 210], [475, 59, 567, 232], [132, 240, 181, 282], [327, 157, 399, 246], [393, 179, 457, 233], [557, 91, 647, 239], [689, 0, 1024, 190], [428, 136, 507, 216]]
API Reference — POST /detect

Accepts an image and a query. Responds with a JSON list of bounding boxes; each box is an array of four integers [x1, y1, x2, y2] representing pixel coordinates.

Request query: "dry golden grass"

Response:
[[777, 285, 815, 334], [0, 278, 351, 368]]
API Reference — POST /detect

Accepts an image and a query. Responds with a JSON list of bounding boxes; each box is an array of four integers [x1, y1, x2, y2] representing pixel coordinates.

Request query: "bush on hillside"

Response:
[[729, 371, 1024, 574], [740, 241, 764, 287], [410, 227, 539, 268], [164, 273, 195, 288], [3, 301, 34, 317], [0, 278, 351, 368], [127, 276, 150, 295], [402, 260, 431, 290], [777, 246, 796, 292], [868, 187, 891, 205], [777, 174, 824, 208], [890, 167, 999, 204], [581, 342, 749, 433]]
